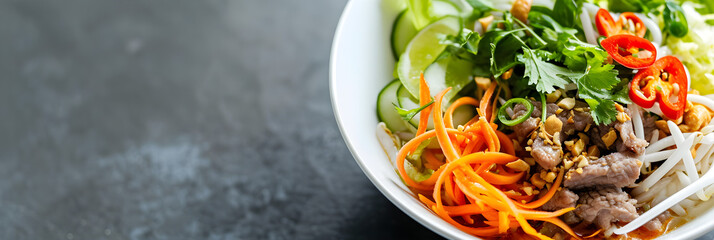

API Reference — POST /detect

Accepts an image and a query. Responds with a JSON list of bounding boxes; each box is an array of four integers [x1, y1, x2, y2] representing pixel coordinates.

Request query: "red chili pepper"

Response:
[[618, 12, 647, 38], [596, 9, 620, 37], [595, 9, 647, 38], [629, 56, 688, 120], [601, 34, 656, 69]]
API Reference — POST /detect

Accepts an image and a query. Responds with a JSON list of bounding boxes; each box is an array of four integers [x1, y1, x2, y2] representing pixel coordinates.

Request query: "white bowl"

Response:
[[329, 0, 714, 239]]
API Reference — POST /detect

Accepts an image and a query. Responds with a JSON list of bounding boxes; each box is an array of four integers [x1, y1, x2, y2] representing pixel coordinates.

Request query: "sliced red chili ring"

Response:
[[601, 34, 656, 69], [655, 56, 688, 120], [629, 56, 688, 120], [618, 12, 647, 38], [595, 8, 620, 37], [595, 9, 648, 38]]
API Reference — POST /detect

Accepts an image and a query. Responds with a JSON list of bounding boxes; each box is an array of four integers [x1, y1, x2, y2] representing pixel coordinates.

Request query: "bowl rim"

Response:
[[328, 1, 714, 239]]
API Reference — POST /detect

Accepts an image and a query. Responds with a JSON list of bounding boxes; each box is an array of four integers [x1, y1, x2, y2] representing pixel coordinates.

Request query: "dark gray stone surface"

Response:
[[0, 0, 441, 239], [0, 0, 712, 240]]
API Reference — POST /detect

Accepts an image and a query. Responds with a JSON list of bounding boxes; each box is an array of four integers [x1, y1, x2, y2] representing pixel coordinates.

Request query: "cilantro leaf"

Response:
[[612, 78, 633, 104], [393, 100, 434, 121], [576, 64, 620, 100], [586, 99, 618, 125], [561, 39, 607, 70], [517, 47, 582, 93], [440, 28, 482, 57]]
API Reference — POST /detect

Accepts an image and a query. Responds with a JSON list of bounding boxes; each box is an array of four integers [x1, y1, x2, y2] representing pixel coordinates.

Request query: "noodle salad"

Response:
[[375, 0, 714, 239]]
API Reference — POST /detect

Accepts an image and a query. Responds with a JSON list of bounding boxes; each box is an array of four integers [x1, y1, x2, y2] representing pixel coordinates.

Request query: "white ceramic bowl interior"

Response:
[[329, 0, 714, 239]]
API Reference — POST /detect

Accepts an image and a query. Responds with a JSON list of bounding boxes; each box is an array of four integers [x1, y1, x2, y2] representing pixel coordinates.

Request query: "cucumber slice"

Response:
[[431, 0, 461, 17], [397, 85, 434, 129], [451, 104, 475, 127], [377, 80, 410, 132], [390, 1, 461, 59], [391, 11, 417, 59], [397, 16, 461, 99]]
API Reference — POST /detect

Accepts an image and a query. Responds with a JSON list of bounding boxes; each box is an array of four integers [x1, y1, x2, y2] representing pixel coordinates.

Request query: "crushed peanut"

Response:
[[680, 104, 712, 132], [544, 171, 557, 183], [601, 129, 617, 147], [570, 139, 585, 156], [576, 168, 583, 174], [474, 77, 491, 90], [544, 115, 563, 135], [531, 174, 546, 188], [510, 0, 533, 24], [573, 155, 586, 163], [506, 159, 530, 172], [615, 103, 625, 112], [546, 90, 562, 103], [564, 159, 574, 169], [553, 132, 561, 146], [505, 190, 521, 196], [587, 145, 600, 158], [578, 158, 589, 168], [577, 133, 590, 145], [617, 112, 631, 123], [523, 186, 534, 196], [478, 15, 494, 32], [557, 98, 576, 110]]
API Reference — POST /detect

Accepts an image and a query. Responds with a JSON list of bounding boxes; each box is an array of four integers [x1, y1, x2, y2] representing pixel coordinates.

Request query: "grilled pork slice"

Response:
[[564, 152, 641, 189]]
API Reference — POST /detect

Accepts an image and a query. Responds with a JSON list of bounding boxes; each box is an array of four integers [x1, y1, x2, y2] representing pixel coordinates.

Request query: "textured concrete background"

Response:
[[0, 0, 712, 239]]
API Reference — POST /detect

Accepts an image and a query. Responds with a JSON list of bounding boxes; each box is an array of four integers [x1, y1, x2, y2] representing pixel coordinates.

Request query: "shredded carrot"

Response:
[[496, 130, 515, 155], [433, 88, 460, 161], [445, 97, 479, 128], [416, 73, 432, 136], [478, 83, 497, 118], [391, 83, 577, 240], [489, 86, 502, 123], [481, 171, 525, 185]]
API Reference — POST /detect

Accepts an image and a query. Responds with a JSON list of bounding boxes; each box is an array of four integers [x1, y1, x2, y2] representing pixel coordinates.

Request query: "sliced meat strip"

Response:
[[575, 186, 639, 230], [589, 114, 648, 157], [642, 212, 670, 231], [615, 119, 649, 156], [531, 137, 563, 170], [564, 152, 641, 189], [541, 188, 579, 211], [513, 117, 539, 140], [562, 211, 581, 225]]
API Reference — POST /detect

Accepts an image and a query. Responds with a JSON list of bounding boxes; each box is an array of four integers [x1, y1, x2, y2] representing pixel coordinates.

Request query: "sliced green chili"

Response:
[[597, 36, 607, 48], [497, 98, 533, 126]]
